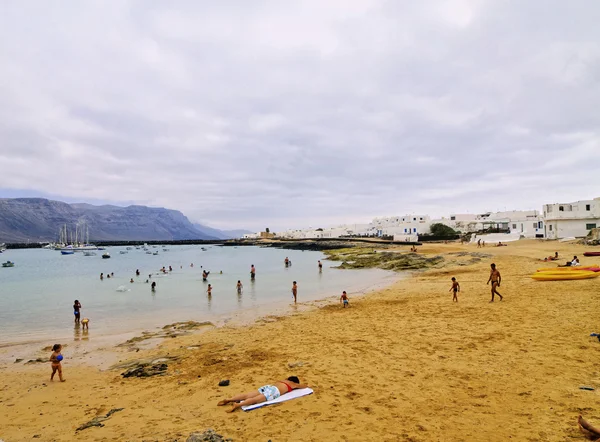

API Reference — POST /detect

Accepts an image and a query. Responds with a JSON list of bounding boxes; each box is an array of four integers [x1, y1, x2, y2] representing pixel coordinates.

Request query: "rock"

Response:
[[25, 358, 47, 364], [76, 408, 124, 432], [121, 363, 168, 378], [14, 358, 23, 363], [186, 429, 233, 442], [218, 380, 230, 387]]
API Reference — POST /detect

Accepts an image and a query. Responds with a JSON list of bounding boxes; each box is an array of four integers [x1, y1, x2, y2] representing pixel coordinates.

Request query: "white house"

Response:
[[543, 197, 600, 239], [370, 215, 432, 237], [435, 210, 544, 238]]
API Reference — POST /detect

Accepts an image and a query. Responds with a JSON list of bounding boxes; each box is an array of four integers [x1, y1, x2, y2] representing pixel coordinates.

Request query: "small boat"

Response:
[[146, 251, 152, 255], [531, 271, 599, 281], [119, 251, 128, 254], [163, 248, 169, 252], [583, 251, 600, 257], [83, 251, 97, 256], [2, 261, 15, 268], [61, 250, 75, 255], [97, 247, 106, 251], [153, 251, 159, 255], [126, 247, 133, 250], [102, 252, 111, 259]]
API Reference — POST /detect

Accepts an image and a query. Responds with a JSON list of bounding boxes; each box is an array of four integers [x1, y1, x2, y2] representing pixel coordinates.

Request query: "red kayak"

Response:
[[583, 252, 600, 257]]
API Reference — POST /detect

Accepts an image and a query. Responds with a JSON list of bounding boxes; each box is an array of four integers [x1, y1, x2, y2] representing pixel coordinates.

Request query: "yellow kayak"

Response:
[[537, 265, 599, 272], [531, 271, 599, 281]]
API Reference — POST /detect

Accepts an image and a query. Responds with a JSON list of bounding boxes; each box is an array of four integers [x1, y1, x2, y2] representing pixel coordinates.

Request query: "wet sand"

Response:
[[1, 240, 600, 441]]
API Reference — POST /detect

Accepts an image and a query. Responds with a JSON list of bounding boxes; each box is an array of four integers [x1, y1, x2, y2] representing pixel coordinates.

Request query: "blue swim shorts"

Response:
[[258, 385, 281, 401]]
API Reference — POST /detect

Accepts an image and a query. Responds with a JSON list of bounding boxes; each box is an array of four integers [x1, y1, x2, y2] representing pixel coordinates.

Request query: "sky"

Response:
[[1, 0, 599, 232]]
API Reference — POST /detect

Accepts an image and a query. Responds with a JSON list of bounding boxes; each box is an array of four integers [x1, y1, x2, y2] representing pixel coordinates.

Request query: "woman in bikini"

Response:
[[217, 376, 307, 412]]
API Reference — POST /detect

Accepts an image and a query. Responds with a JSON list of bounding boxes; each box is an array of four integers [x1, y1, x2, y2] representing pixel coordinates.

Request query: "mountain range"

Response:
[[0, 198, 251, 242]]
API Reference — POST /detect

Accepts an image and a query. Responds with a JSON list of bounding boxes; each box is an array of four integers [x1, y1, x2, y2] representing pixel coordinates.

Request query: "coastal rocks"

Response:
[[121, 363, 168, 378], [75, 408, 124, 432], [186, 429, 233, 442], [327, 248, 444, 271], [218, 379, 230, 386], [117, 321, 214, 349], [24, 358, 47, 364]]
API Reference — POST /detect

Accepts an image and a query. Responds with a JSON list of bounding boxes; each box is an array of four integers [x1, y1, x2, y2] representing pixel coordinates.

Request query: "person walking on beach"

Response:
[[50, 344, 65, 382], [236, 280, 243, 294], [487, 263, 503, 302], [449, 277, 460, 302], [340, 291, 349, 307], [291, 281, 298, 303], [73, 300, 82, 325], [477, 239, 481, 248], [250, 264, 256, 280], [217, 376, 308, 413]]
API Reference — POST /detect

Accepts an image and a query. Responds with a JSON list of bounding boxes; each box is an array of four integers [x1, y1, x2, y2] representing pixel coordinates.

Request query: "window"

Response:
[[559, 206, 564, 211], [413, 218, 416, 221], [586, 223, 597, 230], [450, 216, 456, 221], [533, 223, 537, 229], [547, 205, 553, 213], [512, 224, 517, 229], [549, 225, 553, 231], [586, 204, 591, 211], [419, 217, 423, 221], [413, 228, 417, 233], [404, 228, 407, 233]]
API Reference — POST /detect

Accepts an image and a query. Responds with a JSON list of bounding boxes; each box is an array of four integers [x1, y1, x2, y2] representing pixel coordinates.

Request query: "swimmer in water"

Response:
[[73, 300, 82, 325], [236, 280, 243, 294], [207, 284, 212, 296], [130, 278, 134, 283], [100, 273, 104, 280], [136, 269, 140, 276], [250, 264, 256, 280], [151, 281, 157, 291]]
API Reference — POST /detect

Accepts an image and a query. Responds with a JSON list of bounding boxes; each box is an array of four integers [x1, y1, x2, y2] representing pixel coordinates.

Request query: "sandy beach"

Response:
[[2, 240, 600, 441]]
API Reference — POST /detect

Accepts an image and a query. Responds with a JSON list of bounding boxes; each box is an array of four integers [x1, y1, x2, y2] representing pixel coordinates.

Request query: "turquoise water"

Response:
[[0, 245, 393, 345]]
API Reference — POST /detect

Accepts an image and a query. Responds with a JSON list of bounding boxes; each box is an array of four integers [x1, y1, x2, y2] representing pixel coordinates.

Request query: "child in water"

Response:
[[82, 318, 90, 330], [50, 344, 65, 382], [449, 277, 460, 302], [291, 281, 298, 303], [207, 284, 212, 296], [340, 291, 349, 307]]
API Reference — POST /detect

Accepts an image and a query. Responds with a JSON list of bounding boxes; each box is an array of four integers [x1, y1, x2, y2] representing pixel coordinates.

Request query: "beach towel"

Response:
[[242, 388, 314, 411]]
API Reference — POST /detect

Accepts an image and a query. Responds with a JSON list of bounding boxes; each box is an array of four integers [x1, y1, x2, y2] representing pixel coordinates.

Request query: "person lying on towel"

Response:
[[217, 376, 308, 412]]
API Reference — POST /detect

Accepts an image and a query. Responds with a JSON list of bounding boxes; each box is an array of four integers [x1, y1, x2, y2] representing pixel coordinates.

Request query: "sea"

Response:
[[0, 245, 396, 347]]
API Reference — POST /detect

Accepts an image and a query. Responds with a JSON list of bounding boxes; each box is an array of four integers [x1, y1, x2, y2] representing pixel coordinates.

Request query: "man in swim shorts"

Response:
[[73, 300, 82, 325], [217, 376, 308, 412], [486, 263, 503, 302], [250, 264, 256, 280]]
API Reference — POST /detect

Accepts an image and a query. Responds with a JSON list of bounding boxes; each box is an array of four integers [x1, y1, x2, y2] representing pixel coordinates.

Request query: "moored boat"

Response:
[[2, 261, 15, 268], [102, 252, 111, 259]]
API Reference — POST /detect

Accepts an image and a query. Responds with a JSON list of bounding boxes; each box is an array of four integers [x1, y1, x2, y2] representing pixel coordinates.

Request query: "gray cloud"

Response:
[[1, 0, 599, 231]]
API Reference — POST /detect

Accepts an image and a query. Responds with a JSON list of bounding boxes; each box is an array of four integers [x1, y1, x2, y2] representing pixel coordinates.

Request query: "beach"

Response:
[[1, 240, 600, 441]]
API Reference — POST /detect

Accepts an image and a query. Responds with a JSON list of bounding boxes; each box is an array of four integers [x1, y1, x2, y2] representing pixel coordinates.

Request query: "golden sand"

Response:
[[1, 240, 600, 441]]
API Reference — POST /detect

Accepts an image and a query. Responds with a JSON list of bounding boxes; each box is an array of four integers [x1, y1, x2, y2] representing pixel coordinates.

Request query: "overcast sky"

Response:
[[1, 1, 599, 231]]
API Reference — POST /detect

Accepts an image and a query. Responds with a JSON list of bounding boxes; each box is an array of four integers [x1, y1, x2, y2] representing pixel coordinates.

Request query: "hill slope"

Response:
[[0, 198, 218, 242]]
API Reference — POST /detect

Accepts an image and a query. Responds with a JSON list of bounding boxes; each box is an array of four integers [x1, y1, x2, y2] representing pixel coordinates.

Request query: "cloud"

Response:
[[1, 0, 599, 231]]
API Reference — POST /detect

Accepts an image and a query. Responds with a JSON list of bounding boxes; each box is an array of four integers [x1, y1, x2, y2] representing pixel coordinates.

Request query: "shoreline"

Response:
[[3, 239, 598, 441], [0, 269, 403, 369]]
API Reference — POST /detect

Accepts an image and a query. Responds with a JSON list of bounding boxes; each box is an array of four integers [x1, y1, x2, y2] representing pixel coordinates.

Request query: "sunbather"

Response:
[[217, 376, 308, 412]]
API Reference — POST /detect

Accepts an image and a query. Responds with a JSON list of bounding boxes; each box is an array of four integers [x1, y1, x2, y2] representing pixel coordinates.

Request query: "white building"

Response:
[[370, 215, 432, 237], [543, 197, 600, 239], [435, 210, 544, 238]]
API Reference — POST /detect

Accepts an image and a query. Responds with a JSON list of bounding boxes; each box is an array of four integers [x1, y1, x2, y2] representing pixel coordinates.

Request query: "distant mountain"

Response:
[[192, 223, 252, 240], [0, 198, 220, 242]]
